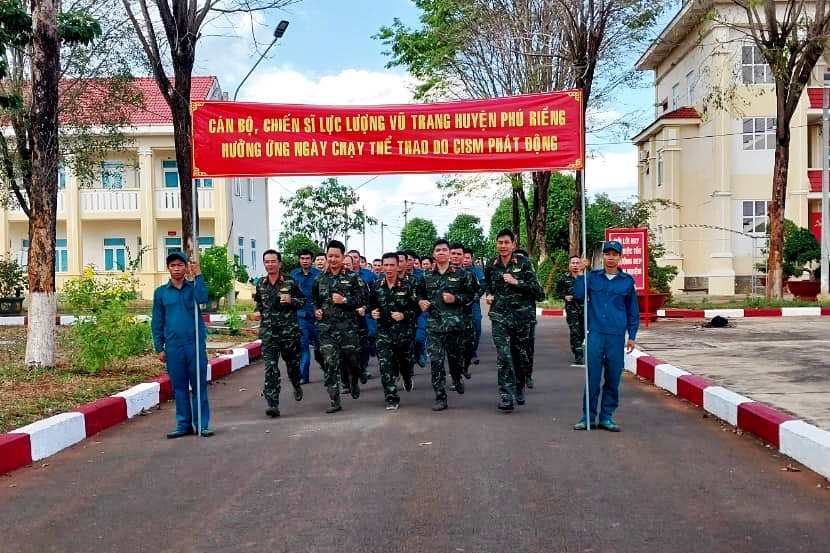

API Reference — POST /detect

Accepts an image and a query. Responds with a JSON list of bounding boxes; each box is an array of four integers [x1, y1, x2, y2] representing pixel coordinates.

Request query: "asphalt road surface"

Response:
[[2, 319, 829, 553]]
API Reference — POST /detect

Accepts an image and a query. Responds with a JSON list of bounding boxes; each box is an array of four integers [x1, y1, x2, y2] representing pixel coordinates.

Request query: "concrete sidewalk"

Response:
[[637, 318, 830, 430]]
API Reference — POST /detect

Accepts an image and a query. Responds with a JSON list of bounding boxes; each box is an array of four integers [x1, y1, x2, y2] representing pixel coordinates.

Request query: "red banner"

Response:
[[190, 91, 584, 178], [605, 228, 649, 291]]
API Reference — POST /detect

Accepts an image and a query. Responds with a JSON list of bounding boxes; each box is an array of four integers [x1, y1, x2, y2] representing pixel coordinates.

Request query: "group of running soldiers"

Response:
[[253, 228, 545, 415]]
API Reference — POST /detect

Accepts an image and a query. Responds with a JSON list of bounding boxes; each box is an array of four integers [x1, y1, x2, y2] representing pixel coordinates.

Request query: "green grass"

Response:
[[538, 299, 565, 309], [667, 297, 830, 309]]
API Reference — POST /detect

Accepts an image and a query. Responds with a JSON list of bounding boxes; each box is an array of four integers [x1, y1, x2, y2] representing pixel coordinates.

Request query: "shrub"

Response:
[[201, 246, 235, 300], [0, 256, 26, 297]]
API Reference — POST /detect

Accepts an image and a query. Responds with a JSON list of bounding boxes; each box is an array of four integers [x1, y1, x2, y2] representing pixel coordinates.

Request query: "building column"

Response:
[[662, 129, 685, 294], [709, 191, 736, 296], [65, 161, 82, 275], [137, 146, 157, 298], [214, 177, 231, 248]]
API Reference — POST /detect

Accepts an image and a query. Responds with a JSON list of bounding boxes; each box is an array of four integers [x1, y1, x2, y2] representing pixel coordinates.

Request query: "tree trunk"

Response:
[[170, 73, 196, 260], [569, 169, 584, 256], [530, 171, 550, 263], [25, 0, 60, 368], [766, 124, 791, 300], [517, 185, 533, 256], [510, 173, 522, 246]]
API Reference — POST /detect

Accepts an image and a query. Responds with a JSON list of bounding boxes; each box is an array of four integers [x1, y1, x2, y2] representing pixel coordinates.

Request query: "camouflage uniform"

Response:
[[369, 276, 419, 405], [460, 267, 481, 373], [418, 265, 475, 401], [313, 268, 367, 404], [485, 255, 545, 403], [254, 274, 305, 408], [555, 272, 585, 363]]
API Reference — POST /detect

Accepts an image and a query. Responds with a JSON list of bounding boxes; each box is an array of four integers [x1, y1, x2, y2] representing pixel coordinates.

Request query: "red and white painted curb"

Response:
[[624, 349, 830, 479], [0, 313, 229, 327], [0, 339, 263, 476], [536, 307, 830, 319]]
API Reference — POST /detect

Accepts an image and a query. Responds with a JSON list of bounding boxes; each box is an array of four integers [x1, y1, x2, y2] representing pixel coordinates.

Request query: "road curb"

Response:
[[0, 339, 262, 476], [536, 307, 830, 320], [625, 347, 830, 479]]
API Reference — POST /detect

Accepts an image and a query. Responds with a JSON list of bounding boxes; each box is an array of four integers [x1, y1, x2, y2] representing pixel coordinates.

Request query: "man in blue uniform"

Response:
[[152, 252, 212, 438], [463, 247, 485, 366], [290, 249, 321, 384], [573, 241, 639, 432]]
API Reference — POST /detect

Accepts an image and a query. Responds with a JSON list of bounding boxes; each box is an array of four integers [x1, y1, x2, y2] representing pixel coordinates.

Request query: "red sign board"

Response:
[[191, 91, 584, 177], [810, 211, 821, 243], [605, 228, 649, 292]]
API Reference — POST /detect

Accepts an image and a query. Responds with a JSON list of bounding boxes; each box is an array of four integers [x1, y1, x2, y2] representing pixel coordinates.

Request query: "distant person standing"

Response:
[[152, 252, 212, 438], [555, 255, 585, 365], [573, 241, 639, 432], [314, 254, 327, 272]]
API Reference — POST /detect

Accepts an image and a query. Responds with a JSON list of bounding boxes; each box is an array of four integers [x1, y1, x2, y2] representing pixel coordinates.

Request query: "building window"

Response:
[[671, 83, 680, 110], [101, 162, 124, 189], [657, 151, 664, 186], [56, 239, 68, 273], [250, 238, 256, 271], [742, 117, 776, 150], [742, 200, 769, 235], [198, 236, 215, 254], [237, 236, 245, 268], [20, 239, 29, 267], [58, 165, 66, 189], [742, 43, 774, 84], [233, 178, 241, 196], [162, 160, 179, 188], [195, 178, 213, 188], [686, 70, 696, 104], [104, 238, 126, 271], [164, 237, 182, 259], [247, 178, 254, 201]]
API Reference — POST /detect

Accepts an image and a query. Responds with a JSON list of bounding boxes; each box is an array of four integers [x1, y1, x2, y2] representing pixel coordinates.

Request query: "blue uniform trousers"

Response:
[[581, 332, 625, 424], [165, 341, 210, 432], [299, 317, 320, 383]]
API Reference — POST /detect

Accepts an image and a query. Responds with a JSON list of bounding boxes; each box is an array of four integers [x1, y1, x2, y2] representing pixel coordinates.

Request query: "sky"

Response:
[[194, 0, 663, 256]]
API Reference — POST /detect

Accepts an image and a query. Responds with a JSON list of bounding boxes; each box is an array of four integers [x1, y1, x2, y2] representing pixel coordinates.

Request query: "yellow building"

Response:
[[633, 0, 825, 295], [0, 77, 270, 300]]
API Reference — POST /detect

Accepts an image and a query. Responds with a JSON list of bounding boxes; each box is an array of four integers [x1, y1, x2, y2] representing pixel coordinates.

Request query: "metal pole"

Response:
[[580, 169, 590, 431], [380, 221, 385, 252], [362, 204, 367, 256], [821, 73, 829, 297], [404, 200, 408, 227], [192, 183, 202, 437]]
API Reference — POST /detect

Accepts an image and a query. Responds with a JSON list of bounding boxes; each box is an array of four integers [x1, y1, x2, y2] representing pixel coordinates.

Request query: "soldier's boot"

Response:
[[326, 395, 342, 414], [266, 405, 281, 418], [526, 374, 535, 389], [293, 384, 303, 402], [350, 373, 361, 400], [498, 397, 515, 412], [463, 363, 472, 380], [360, 370, 369, 384], [453, 377, 465, 395], [402, 369, 413, 392], [515, 387, 526, 406], [432, 397, 448, 411]]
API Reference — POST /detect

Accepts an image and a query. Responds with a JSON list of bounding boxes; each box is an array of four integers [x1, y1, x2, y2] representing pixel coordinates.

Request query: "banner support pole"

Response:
[[192, 183, 202, 437], [579, 168, 590, 431]]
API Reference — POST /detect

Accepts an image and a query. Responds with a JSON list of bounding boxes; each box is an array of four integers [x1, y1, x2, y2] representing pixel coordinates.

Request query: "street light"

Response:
[[232, 20, 290, 101], [821, 71, 830, 298]]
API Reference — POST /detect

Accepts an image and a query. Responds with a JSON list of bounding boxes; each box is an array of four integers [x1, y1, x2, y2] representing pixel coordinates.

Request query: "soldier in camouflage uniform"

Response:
[[484, 229, 545, 412], [418, 239, 476, 411], [254, 250, 305, 418], [369, 253, 419, 410], [313, 240, 367, 414], [450, 243, 479, 381], [555, 255, 585, 365]]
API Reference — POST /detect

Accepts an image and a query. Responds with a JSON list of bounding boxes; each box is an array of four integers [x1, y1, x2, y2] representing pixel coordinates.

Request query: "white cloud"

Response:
[[585, 150, 638, 201]]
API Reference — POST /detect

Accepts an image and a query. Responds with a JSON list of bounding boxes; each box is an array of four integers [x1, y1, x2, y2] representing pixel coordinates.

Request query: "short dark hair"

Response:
[[381, 252, 399, 263], [449, 242, 464, 252], [569, 255, 581, 261], [347, 249, 360, 256], [314, 253, 326, 260], [396, 250, 407, 258], [463, 247, 473, 255], [360, 256, 367, 263], [404, 249, 417, 259], [423, 256, 434, 264], [433, 238, 450, 250], [262, 249, 281, 262], [496, 228, 516, 242], [372, 258, 381, 263], [298, 249, 314, 258], [327, 240, 346, 254]]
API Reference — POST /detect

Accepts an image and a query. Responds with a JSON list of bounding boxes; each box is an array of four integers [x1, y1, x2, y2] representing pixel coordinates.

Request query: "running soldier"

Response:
[[418, 239, 475, 411], [370, 253, 419, 410], [313, 240, 367, 414], [555, 255, 585, 365], [485, 229, 545, 412], [450, 243, 479, 380], [254, 250, 305, 418]]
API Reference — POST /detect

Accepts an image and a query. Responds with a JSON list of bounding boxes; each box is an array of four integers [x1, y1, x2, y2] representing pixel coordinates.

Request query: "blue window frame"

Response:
[[101, 162, 124, 189], [104, 238, 126, 271], [250, 239, 256, 271], [56, 239, 68, 273], [20, 239, 29, 267], [162, 160, 179, 188], [198, 236, 214, 254], [58, 165, 66, 189], [164, 237, 182, 259], [195, 178, 213, 188], [237, 236, 245, 268]]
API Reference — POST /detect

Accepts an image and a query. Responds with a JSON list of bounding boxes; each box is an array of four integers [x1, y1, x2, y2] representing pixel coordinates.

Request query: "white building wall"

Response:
[[228, 177, 269, 279]]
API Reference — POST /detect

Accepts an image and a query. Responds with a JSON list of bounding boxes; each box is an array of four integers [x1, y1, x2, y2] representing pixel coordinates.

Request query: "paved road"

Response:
[[2, 320, 829, 553]]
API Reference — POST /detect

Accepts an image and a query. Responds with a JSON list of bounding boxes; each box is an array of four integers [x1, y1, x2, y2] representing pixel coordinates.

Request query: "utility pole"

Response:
[[362, 204, 367, 256], [380, 221, 385, 252], [822, 71, 830, 298]]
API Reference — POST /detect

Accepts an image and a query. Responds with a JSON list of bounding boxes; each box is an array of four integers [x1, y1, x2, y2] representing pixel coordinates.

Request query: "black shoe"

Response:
[[472, 354, 480, 366], [266, 406, 280, 418], [350, 375, 361, 399], [432, 398, 448, 411], [199, 429, 215, 437], [402, 372, 413, 392], [360, 371, 369, 385], [515, 389, 526, 406], [326, 400, 342, 414], [498, 399, 515, 412], [574, 358, 584, 366], [454, 378, 465, 395], [294, 385, 303, 402], [166, 428, 194, 439], [526, 375, 535, 389], [342, 383, 351, 394]]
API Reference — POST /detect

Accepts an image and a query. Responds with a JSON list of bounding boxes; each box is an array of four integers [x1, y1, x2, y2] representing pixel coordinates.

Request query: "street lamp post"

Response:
[[233, 20, 290, 101], [821, 71, 829, 298]]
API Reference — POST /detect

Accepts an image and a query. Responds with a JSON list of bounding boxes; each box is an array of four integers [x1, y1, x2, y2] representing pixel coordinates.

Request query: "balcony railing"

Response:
[[9, 190, 65, 214], [155, 188, 214, 212], [80, 188, 139, 214]]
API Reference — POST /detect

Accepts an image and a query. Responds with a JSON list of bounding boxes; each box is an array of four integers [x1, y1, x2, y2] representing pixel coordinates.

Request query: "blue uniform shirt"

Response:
[[573, 269, 640, 340], [151, 275, 209, 353], [290, 266, 321, 321]]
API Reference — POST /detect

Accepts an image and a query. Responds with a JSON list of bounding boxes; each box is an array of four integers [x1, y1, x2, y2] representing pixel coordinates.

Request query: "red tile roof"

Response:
[[660, 106, 700, 119], [127, 76, 219, 125]]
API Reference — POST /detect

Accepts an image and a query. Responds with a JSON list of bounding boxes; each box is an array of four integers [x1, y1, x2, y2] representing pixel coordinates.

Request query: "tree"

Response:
[[122, 0, 296, 261], [706, 1, 830, 298], [279, 178, 376, 248], [278, 233, 323, 273], [489, 195, 527, 254], [446, 213, 488, 259], [0, 0, 104, 367], [398, 217, 438, 257]]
